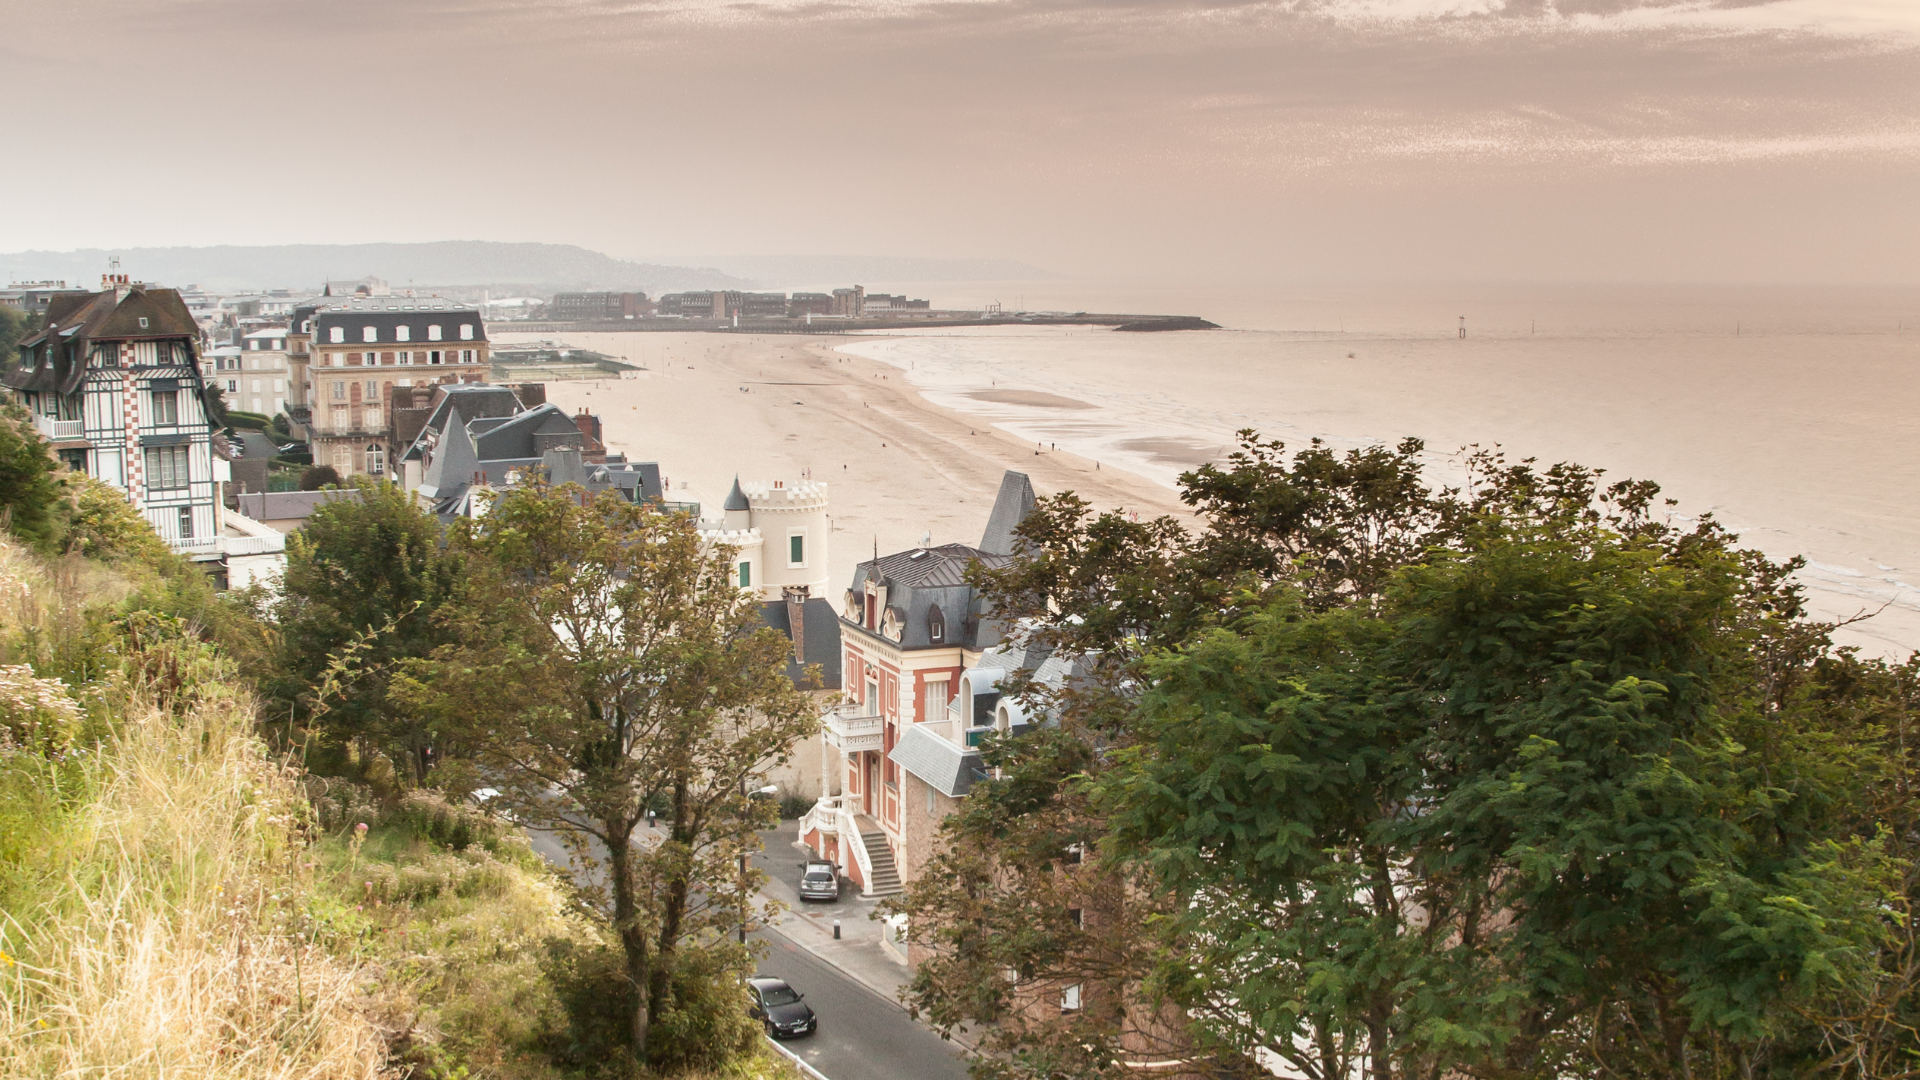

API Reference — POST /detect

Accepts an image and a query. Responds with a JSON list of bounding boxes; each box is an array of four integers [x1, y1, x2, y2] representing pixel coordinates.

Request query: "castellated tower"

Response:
[[705, 476, 830, 603]]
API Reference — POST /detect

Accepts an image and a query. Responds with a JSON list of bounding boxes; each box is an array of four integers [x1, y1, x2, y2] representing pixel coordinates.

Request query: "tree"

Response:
[[299, 464, 341, 490], [0, 405, 67, 553], [393, 482, 817, 1068], [897, 431, 1917, 1080], [272, 478, 457, 779]]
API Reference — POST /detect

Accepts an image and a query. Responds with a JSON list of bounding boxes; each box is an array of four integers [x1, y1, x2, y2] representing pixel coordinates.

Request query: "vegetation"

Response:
[[394, 483, 817, 1067], [0, 408, 805, 1078], [299, 464, 343, 490], [893, 432, 1920, 1080]]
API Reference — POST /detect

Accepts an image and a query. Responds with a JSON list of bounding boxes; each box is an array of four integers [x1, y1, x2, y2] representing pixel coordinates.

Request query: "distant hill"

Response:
[[648, 254, 1059, 287], [0, 242, 751, 295]]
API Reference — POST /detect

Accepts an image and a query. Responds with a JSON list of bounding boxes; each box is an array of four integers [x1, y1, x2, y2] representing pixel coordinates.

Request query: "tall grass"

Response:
[[0, 540, 384, 1078]]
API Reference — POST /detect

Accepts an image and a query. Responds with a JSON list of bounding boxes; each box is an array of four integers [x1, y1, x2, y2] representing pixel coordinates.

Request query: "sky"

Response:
[[2, 0, 1917, 284]]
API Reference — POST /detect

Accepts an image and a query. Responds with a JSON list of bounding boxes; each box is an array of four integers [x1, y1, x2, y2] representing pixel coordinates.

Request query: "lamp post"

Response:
[[740, 782, 779, 944]]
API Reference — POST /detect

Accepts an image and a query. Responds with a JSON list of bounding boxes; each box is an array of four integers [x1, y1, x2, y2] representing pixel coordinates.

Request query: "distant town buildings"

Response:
[[0, 281, 91, 317], [549, 291, 651, 321]]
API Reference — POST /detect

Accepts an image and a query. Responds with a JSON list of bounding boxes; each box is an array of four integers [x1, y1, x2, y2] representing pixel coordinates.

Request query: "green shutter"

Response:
[[739, 561, 750, 587], [789, 534, 804, 564]]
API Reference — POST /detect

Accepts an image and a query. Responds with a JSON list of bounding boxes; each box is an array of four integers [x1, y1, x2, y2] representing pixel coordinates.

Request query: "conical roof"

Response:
[[724, 475, 750, 512], [979, 471, 1036, 556]]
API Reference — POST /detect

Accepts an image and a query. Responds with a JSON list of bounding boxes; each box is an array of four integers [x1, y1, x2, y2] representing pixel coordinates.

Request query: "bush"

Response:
[[300, 464, 342, 490], [64, 474, 171, 563], [645, 946, 761, 1075], [776, 793, 814, 821], [224, 410, 272, 431], [0, 405, 67, 553]]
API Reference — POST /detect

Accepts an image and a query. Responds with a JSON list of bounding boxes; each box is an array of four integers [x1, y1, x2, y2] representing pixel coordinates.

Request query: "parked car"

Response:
[[747, 976, 816, 1039], [797, 860, 840, 902]]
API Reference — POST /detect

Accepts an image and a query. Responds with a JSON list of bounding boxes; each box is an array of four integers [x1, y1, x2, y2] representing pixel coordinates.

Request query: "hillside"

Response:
[[0, 242, 750, 295]]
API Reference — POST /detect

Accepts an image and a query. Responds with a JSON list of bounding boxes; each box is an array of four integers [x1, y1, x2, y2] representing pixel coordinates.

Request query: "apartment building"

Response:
[[549, 291, 650, 321], [233, 327, 292, 417], [303, 297, 490, 478]]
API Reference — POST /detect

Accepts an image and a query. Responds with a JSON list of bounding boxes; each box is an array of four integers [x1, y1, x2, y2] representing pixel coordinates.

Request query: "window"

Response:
[[398, 351, 412, 365], [366, 445, 386, 476], [329, 327, 344, 343], [788, 532, 805, 566], [144, 445, 189, 489], [428, 324, 443, 341], [1061, 984, 1082, 1013], [429, 351, 442, 365], [922, 679, 948, 724], [329, 352, 343, 367], [274, 378, 285, 392], [248, 339, 258, 351], [365, 405, 382, 429], [461, 349, 474, 363], [738, 561, 751, 588], [138, 317, 149, 329], [177, 505, 193, 538], [332, 445, 352, 471], [396, 325, 410, 342], [150, 390, 178, 424], [361, 326, 377, 343], [866, 678, 879, 709], [332, 382, 346, 401], [365, 380, 378, 398], [458, 323, 474, 340], [226, 379, 237, 393]]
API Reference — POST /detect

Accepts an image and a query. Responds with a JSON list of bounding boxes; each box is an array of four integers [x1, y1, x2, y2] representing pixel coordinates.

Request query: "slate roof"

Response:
[[312, 304, 485, 346], [724, 476, 750, 512], [757, 596, 843, 690], [234, 488, 364, 524], [888, 724, 985, 798], [6, 287, 201, 395], [398, 386, 530, 464], [978, 471, 1035, 557]]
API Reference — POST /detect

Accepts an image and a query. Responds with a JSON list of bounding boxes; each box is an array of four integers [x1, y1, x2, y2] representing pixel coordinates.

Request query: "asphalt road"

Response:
[[751, 927, 971, 1080], [523, 819, 972, 1080]]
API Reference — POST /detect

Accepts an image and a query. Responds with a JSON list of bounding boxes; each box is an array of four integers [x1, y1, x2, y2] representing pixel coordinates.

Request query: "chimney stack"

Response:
[[783, 585, 809, 665]]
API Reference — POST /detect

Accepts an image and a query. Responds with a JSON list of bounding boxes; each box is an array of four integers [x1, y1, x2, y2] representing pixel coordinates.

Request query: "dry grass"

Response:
[[0, 539, 385, 1079]]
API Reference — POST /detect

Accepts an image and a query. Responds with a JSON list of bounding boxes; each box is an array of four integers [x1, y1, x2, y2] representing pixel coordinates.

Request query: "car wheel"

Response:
[[765, 1020, 777, 1039]]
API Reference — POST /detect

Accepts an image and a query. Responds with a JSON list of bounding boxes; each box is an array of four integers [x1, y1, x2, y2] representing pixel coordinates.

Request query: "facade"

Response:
[[799, 471, 1036, 898], [1, 278, 286, 582], [788, 293, 833, 317], [549, 292, 650, 321], [830, 286, 865, 317], [234, 328, 292, 417], [305, 297, 490, 479]]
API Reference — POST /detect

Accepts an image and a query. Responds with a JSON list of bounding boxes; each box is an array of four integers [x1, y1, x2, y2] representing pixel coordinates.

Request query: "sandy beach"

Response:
[[500, 311, 1920, 657], [494, 331, 1194, 612]]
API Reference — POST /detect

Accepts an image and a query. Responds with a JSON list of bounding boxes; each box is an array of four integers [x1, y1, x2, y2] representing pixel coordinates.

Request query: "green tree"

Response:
[[0, 405, 67, 553], [896, 431, 1917, 1080], [393, 482, 816, 1068], [272, 478, 457, 779], [299, 464, 342, 490]]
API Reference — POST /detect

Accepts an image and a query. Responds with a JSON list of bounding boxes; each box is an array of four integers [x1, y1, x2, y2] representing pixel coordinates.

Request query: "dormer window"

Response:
[[397, 325, 411, 342], [928, 603, 945, 643], [428, 325, 443, 341], [459, 323, 474, 340], [361, 326, 377, 343], [329, 327, 344, 343], [137, 317, 149, 329]]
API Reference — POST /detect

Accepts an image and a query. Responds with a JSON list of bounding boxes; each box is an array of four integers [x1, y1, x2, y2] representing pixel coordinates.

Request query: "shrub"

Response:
[[300, 464, 342, 490]]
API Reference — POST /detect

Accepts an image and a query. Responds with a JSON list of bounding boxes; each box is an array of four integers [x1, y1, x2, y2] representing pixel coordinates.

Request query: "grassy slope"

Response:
[[0, 534, 798, 1080]]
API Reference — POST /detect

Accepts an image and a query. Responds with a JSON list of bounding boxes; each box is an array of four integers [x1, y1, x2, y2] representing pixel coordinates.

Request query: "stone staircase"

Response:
[[859, 827, 903, 897]]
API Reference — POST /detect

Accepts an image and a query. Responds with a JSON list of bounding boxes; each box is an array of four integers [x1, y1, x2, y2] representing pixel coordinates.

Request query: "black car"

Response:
[[747, 976, 817, 1039], [797, 859, 840, 902]]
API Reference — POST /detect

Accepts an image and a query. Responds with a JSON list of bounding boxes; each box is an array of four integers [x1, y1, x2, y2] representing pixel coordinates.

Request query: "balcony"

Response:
[[821, 704, 884, 752], [165, 533, 287, 559], [32, 415, 85, 442]]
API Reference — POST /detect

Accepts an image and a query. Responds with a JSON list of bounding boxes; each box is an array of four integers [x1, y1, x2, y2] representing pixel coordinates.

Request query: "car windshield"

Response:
[[761, 985, 800, 1006], [804, 872, 832, 882]]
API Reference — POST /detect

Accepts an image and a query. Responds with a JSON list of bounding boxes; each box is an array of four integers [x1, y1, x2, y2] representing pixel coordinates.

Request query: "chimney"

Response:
[[783, 585, 809, 664]]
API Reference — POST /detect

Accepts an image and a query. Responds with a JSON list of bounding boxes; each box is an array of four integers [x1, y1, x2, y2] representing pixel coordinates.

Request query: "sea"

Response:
[[830, 280, 1920, 657]]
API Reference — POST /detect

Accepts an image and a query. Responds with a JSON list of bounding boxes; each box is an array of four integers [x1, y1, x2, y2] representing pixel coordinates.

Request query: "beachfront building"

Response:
[[305, 297, 490, 478], [798, 471, 1036, 900], [549, 292, 650, 321], [1, 277, 286, 585]]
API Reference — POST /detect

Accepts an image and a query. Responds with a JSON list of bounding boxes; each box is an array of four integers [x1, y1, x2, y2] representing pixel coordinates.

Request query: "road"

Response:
[[523, 819, 972, 1080], [751, 926, 971, 1080]]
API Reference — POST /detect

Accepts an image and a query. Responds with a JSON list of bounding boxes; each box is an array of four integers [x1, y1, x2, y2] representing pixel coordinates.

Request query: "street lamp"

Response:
[[740, 783, 779, 944]]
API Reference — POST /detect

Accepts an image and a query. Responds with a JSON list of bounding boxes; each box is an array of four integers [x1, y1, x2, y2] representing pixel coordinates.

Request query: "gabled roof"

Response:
[[397, 385, 528, 463], [7, 287, 200, 395], [757, 596, 843, 690]]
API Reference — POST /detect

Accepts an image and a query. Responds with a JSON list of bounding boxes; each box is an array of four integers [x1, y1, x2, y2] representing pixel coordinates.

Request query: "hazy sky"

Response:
[[3, 0, 1917, 283]]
